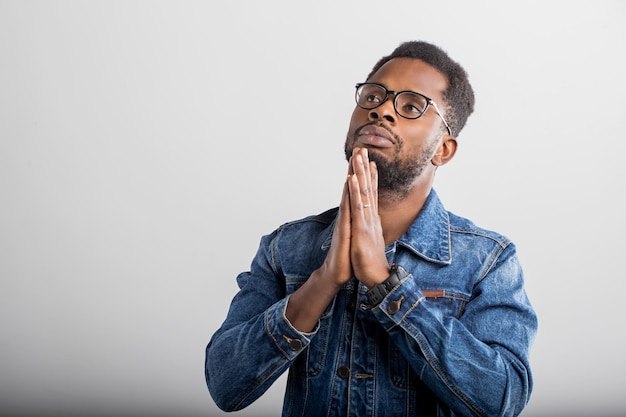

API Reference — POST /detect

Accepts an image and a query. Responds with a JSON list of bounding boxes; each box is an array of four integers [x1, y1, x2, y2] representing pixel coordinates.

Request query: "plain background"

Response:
[[1, 1, 625, 416]]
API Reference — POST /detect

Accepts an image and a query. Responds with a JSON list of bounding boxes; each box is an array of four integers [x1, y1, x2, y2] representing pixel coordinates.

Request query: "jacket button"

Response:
[[387, 298, 402, 314], [288, 338, 303, 351], [337, 366, 350, 378]]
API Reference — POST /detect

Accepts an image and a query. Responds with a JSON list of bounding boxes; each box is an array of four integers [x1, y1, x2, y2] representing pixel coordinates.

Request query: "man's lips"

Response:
[[355, 124, 395, 148]]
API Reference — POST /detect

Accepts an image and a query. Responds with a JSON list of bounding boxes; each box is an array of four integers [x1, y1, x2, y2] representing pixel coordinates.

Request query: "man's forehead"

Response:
[[367, 57, 448, 96]]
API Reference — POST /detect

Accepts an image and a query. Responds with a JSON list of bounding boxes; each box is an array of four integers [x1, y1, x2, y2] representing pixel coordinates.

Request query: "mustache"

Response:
[[355, 122, 403, 145]]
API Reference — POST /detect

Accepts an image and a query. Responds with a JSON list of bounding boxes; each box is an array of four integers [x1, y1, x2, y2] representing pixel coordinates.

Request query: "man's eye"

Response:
[[398, 94, 427, 116], [366, 94, 382, 103], [403, 103, 422, 114]]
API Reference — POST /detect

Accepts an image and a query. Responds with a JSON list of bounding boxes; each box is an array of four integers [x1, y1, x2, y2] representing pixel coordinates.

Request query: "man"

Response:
[[205, 40, 537, 417]]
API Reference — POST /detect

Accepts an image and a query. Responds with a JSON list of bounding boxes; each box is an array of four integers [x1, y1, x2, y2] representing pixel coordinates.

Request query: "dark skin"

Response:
[[286, 58, 458, 332]]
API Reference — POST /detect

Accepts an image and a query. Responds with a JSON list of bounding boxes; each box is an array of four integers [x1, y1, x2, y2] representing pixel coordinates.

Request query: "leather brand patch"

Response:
[[423, 289, 445, 298]]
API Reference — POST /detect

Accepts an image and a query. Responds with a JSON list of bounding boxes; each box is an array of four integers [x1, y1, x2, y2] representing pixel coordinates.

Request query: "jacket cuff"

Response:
[[264, 295, 317, 360], [370, 266, 422, 329]]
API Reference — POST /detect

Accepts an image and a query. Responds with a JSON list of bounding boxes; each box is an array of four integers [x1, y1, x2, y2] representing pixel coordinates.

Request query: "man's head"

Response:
[[367, 41, 475, 138], [344, 41, 474, 201]]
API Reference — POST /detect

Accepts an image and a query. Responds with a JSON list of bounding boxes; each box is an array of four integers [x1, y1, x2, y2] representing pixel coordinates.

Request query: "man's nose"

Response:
[[368, 98, 396, 123]]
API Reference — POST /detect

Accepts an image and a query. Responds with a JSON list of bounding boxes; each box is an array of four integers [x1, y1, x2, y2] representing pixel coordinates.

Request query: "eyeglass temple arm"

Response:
[[430, 101, 453, 136]]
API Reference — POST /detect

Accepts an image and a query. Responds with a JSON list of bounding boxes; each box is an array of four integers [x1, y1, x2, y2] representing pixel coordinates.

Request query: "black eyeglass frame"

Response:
[[355, 82, 452, 136]]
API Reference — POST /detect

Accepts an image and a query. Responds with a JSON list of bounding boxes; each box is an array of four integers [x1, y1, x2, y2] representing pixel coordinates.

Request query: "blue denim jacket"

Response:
[[205, 190, 537, 417]]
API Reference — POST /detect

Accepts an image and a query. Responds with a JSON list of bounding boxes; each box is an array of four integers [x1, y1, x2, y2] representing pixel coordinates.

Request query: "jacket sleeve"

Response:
[[371, 242, 538, 417], [204, 231, 316, 411]]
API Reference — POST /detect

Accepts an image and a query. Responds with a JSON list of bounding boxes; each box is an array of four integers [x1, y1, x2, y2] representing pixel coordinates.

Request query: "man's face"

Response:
[[345, 58, 450, 199]]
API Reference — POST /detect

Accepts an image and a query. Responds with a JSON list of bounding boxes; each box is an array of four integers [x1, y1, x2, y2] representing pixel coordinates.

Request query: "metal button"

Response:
[[386, 297, 403, 315], [337, 365, 350, 378], [288, 338, 302, 351]]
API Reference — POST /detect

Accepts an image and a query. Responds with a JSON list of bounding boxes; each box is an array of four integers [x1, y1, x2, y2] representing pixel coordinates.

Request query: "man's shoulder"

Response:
[[280, 207, 339, 228], [263, 208, 337, 269], [419, 189, 512, 248], [446, 211, 512, 248], [265, 207, 338, 247]]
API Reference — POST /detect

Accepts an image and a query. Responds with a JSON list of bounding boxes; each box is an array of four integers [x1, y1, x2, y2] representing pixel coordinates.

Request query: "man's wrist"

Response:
[[365, 264, 404, 306]]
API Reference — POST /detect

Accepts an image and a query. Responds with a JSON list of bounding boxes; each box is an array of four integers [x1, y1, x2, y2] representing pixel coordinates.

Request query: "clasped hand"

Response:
[[322, 147, 391, 290]]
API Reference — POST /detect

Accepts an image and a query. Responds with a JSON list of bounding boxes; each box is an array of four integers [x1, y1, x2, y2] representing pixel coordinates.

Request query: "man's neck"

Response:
[[378, 185, 432, 245]]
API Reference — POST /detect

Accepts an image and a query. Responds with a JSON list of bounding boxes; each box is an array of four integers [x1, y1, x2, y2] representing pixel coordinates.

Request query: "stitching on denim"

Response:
[[232, 355, 289, 410], [266, 307, 291, 359], [450, 226, 510, 248], [475, 240, 508, 286], [385, 295, 425, 332], [325, 290, 353, 417], [397, 320, 489, 417], [269, 230, 284, 283]]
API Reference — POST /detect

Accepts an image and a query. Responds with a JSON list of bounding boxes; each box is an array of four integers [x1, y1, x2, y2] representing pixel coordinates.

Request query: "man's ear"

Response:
[[432, 136, 457, 166]]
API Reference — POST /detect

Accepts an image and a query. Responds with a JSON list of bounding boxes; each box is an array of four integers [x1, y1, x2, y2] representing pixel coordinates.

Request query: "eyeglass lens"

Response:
[[356, 84, 428, 119]]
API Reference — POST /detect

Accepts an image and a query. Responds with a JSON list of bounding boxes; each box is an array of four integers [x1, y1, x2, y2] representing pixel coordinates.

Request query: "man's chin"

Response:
[[365, 148, 390, 166]]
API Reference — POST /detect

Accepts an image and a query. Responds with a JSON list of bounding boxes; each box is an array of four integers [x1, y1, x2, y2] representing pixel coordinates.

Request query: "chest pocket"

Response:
[[388, 289, 469, 389], [419, 289, 469, 322]]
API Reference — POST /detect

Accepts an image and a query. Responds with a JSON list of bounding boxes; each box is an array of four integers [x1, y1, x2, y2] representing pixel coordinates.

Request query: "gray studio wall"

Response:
[[1, 1, 625, 416]]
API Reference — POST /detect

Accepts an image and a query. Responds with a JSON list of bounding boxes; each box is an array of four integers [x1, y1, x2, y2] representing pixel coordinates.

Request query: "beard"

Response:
[[344, 131, 438, 201]]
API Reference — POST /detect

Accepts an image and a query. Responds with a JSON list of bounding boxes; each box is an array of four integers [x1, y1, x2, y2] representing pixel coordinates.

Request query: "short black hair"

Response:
[[367, 41, 475, 137]]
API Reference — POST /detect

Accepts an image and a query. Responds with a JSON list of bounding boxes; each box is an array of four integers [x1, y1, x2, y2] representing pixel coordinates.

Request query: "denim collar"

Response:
[[321, 189, 451, 265], [396, 189, 451, 265]]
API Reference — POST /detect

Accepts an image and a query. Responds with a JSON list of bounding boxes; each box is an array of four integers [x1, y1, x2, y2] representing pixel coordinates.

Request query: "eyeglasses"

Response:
[[355, 82, 452, 136]]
